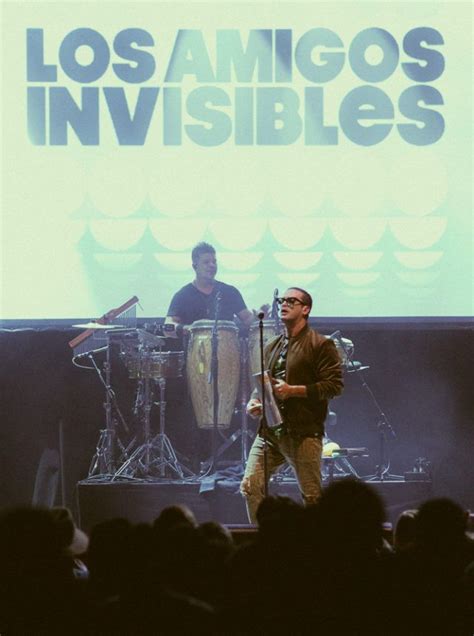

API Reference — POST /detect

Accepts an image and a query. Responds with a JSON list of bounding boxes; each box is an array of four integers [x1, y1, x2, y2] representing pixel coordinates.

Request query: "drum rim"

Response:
[[188, 319, 239, 331], [249, 320, 280, 331]]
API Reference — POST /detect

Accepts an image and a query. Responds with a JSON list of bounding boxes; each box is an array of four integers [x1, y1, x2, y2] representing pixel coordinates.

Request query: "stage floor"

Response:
[[77, 475, 432, 532]]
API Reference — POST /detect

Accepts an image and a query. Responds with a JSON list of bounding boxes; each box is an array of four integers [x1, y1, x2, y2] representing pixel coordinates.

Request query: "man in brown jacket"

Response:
[[240, 287, 344, 523]]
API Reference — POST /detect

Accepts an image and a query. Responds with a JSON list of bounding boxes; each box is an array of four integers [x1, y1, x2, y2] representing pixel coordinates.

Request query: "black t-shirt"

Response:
[[167, 281, 247, 325]]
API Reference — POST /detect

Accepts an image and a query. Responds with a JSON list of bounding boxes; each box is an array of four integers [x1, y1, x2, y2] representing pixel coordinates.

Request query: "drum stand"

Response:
[[87, 343, 131, 480], [113, 366, 192, 481]]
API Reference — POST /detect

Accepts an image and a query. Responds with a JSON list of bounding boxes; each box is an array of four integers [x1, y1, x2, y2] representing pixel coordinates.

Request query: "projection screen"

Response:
[[1, 1, 472, 320]]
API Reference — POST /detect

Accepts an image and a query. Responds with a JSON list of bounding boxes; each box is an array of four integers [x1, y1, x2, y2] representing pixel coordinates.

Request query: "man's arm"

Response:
[[164, 289, 187, 336], [307, 339, 344, 401], [237, 308, 256, 327], [237, 304, 271, 327], [273, 339, 343, 401]]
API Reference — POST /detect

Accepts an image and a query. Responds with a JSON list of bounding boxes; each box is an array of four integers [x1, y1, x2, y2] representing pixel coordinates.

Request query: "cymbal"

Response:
[[72, 322, 122, 329]]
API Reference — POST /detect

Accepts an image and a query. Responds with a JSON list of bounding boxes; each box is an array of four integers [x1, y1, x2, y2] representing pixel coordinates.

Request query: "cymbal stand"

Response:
[[87, 343, 130, 480]]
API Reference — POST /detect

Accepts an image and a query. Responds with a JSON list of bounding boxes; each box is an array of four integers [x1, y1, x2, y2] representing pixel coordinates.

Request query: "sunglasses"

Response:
[[276, 297, 306, 307]]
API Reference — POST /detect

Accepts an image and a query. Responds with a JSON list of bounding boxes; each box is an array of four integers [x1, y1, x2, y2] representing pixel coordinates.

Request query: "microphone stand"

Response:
[[208, 291, 221, 473], [257, 312, 269, 499], [331, 332, 402, 482]]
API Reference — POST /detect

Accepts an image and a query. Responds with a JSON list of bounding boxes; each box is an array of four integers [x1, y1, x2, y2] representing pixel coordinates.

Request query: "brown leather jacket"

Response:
[[263, 323, 344, 437]]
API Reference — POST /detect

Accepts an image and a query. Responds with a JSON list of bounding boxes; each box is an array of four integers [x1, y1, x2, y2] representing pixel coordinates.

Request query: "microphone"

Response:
[[257, 311, 265, 320], [75, 345, 108, 358]]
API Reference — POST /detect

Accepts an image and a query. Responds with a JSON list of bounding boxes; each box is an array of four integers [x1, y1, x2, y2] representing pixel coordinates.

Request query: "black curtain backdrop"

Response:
[[1, 322, 473, 515]]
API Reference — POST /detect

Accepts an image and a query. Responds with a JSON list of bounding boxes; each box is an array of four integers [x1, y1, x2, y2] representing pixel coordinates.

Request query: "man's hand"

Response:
[[246, 398, 262, 418], [164, 317, 182, 338], [272, 378, 293, 400], [272, 378, 307, 399]]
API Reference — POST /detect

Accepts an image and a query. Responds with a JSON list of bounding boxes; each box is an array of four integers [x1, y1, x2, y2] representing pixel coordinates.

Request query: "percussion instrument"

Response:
[[124, 351, 184, 380], [248, 320, 280, 384], [186, 320, 240, 429], [72, 322, 122, 329]]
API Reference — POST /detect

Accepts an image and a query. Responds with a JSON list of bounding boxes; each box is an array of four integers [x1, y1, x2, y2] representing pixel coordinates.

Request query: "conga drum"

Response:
[[186, 320, 240, 429], [247, 320, 280, 386]]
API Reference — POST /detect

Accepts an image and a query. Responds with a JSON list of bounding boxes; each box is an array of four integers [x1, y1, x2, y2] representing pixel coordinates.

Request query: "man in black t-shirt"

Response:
[[165, 242, 260, 329], [164, 242, 266, 472]]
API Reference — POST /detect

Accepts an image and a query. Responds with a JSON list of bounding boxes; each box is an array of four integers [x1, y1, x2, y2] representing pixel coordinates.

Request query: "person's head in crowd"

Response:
[[50, 507, 89, 556], [317, 478, 386, 553], [198, 521, 233, 546], [87, 517, 132, 590], [153, 504, 197, 533], [198, 521, 235, 560], [394, 509, 418, 552], [415, 498, 468, 551], [0, 507, 62, 572], [256, 495, 303, 539]]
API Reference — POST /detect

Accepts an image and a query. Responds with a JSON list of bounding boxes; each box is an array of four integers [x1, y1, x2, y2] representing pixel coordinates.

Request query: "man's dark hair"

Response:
[[191, 242, 216, 266], [288, 287, 313, 313]]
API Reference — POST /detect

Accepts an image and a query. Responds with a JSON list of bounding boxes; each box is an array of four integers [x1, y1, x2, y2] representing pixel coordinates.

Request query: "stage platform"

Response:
[[77, 476, 432, 533]]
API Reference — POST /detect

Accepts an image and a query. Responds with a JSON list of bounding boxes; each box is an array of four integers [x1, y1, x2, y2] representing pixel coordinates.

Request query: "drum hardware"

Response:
[[113, 341, 192, 481], [85, 340, 131, 480], [70, 298, 139, 480], [137, 328, 166, 348]]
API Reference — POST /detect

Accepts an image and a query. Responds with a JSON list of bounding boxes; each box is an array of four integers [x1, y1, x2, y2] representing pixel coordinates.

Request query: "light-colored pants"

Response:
[[240, 431, 323, 523]]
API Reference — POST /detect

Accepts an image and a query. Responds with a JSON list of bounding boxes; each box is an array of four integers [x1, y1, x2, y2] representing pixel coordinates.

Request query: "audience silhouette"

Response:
[[0, 485, 472, 634]]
